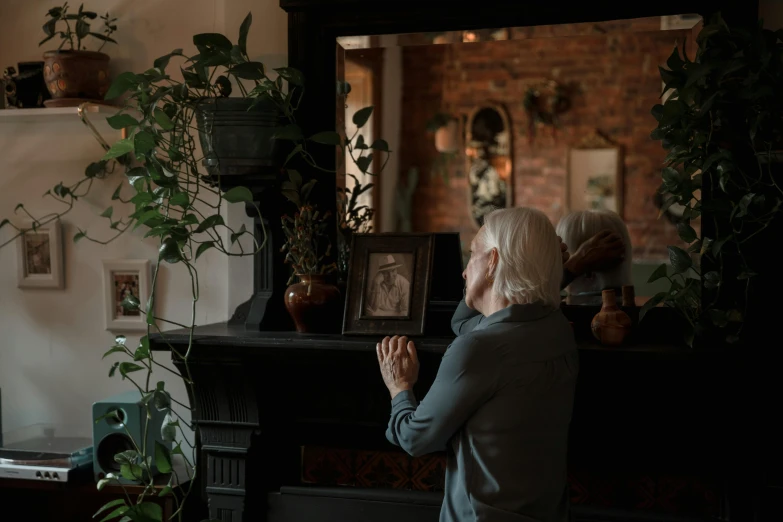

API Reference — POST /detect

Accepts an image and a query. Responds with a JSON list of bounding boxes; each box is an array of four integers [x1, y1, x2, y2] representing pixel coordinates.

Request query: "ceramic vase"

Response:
[[591, 289, 632, 346], [284, 274, 341, 333]]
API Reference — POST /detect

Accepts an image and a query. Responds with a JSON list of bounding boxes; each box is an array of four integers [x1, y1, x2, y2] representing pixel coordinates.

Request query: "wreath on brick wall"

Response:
[[523, 81, 571, 143]]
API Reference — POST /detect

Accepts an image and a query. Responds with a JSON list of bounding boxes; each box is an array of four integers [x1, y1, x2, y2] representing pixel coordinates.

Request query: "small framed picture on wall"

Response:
[[343, 233, 434, 336], [102, 259, 151, 332], [16, 220, 64, 289]]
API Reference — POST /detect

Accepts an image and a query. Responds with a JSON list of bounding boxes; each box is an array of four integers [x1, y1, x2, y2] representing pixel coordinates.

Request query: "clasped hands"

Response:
[[376, 335, 420, 399]]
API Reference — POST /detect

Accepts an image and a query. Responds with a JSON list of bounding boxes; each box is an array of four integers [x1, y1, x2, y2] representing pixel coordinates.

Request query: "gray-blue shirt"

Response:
[[386, 300, 579, 522]]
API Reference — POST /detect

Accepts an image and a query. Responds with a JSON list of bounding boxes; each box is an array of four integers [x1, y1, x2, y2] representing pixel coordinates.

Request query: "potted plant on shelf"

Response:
[[280, 170, 340, 333], [39, 2, 118, 106], [645, 13, 783, 345]]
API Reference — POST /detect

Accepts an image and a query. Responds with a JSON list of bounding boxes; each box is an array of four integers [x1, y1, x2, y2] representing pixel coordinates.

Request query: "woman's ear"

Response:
[[487, 248, 499, 278]]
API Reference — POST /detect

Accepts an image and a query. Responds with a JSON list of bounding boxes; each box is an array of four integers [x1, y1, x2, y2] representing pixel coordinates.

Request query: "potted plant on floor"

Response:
[[40, 2, 118, 106]]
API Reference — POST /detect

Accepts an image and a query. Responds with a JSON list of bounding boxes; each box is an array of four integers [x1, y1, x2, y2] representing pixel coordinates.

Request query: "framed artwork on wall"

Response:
[[15, 220, 64, 289], [102, 259, 151, 332], [343, 233, 434, 336], [566, 131, 624, 217]]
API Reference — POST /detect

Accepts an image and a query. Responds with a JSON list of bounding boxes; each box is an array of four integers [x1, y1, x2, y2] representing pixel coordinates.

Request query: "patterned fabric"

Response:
[[301, 446, 721, 517]]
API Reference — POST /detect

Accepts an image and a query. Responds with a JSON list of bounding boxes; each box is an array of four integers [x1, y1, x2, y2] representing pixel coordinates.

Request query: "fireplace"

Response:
[[148, 0, 778, 521]]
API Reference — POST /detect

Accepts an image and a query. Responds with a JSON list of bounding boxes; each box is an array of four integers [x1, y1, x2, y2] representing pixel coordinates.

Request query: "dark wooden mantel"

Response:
[[150, 306, 737, 522]]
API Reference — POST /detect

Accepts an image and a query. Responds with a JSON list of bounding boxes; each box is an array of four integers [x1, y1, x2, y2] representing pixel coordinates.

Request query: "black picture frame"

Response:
[[343, 233, 434, 336]]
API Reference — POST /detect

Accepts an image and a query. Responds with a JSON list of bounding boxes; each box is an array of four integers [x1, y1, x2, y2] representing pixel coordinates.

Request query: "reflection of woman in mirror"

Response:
[[556, 210, 632, 305]]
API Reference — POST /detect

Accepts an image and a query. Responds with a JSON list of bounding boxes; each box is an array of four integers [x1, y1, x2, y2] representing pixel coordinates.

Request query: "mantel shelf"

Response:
[[0, 103, 117, 123]]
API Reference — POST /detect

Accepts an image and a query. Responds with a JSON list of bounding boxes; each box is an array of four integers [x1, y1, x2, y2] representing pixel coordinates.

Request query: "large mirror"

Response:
[[336, 14, 703, 303]]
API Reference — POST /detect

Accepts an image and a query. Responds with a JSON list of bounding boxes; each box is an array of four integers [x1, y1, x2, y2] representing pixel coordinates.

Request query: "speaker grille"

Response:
[[96, 433, 135, 473]]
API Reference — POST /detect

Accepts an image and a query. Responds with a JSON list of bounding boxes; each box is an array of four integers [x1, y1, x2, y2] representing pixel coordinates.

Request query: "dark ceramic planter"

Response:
[[195, 97, 284, 185], [42, 50, 110, 105], [284, 274, 341, 334]]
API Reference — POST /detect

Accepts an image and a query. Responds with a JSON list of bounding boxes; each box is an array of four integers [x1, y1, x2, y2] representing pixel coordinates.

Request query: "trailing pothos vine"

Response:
[[0, 11, 388, 522], [643, 14, 783, 345]]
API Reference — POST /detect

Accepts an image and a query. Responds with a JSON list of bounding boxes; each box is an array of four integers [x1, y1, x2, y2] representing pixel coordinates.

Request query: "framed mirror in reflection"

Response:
[[466, 104, 513, 228]]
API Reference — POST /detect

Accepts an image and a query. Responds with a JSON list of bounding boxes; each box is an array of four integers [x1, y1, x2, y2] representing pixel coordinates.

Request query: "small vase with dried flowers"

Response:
[[280, 170, 340, 333]]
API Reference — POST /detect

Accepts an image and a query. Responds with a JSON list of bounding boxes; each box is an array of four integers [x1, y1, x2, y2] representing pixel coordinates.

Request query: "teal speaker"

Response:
[[92, 390, 171, 483]]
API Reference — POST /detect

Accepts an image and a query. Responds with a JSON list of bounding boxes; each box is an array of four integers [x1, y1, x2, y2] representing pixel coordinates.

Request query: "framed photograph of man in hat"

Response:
[[343, 234, 434, 336]]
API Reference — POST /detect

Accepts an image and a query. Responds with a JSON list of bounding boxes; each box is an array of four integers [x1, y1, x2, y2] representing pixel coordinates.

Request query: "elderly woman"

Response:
[[556, 209, 631, 305], [376, 207, 578, 522]]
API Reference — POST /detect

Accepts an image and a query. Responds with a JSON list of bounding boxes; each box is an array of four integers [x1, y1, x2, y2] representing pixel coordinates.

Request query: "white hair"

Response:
[[481, 207, 563, 307], [555, 210, 633, 295]]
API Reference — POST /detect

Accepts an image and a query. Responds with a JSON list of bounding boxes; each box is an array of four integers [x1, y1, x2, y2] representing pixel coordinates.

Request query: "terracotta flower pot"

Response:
[[42, 50, 110, 106], [591, 289, 632, 347], [284, 274, 341, 333]]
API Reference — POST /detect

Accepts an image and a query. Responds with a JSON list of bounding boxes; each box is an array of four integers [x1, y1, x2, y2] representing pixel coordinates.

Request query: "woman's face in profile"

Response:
[[463, 228, 492, 312]]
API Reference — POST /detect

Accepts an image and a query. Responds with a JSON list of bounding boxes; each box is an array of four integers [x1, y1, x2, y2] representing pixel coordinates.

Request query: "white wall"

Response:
[[0, 0, 287, 446]]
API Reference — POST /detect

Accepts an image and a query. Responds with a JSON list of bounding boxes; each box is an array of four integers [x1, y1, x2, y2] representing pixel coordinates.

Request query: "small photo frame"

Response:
[[343, 233, 434, 336], [16, 220, 64, 289], [102, 259, 151, 332]]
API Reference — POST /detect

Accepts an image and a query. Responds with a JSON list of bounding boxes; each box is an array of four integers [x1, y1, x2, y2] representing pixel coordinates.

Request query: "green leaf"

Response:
[[274, 67, 304, 86], [352, 106, 374, 128], [370, 139, 389, 152], [193, 32, 232, 51], [666, 46, 684, 71], [647, 263, 668, 283], [158, 237, 183, 264], [106, 113, 140, 130], [125, 502, 162, 522], [101, 206, 114, 219], [121, 291, 140, 311], [153, 108, 175, 130], [111, 182, 123, 201], [229, 61, 265, 80], [73, 230, 86, 243], [108, 361, 119, 378], [119, 362, 144, 378], [356, 154, 373, 173], [0, 218, 9, 229], [94, 499, 127, 518], [222, 186, 254, 203], [105, 72, 138, 100], [102, 138, 134, 160], [308, 131, 342, 146], [684, 63, 712, 88], [99, 506, 129, 522], [154, 441, 173, 474], [102, 345, 127, 359], [704, 271, 720, 289], [659, 100, 685, 126], [114, 450, 140, 465], [676, 222, 698, 243], [161, 418, 179, 442], [158, 485, 173, 498], [96, 475, 116, 491], [668, 246, 692, 274], [153, 49, 183, 71], [708, 309, 729, 328], [195, 214, 225, 234], [650, 104, 664, 122], [238, 12, 252, 55], [215, 75, 232, 97], [133, 336, 150, 361], [134, 131, 156, 155], [170, 192, 189, 208], [153, 390, 171, 411], [195, 241, 215, 260], [273, 124, 303, 141], [284, 144, 303, 166], [639, 291, 668, 323]]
